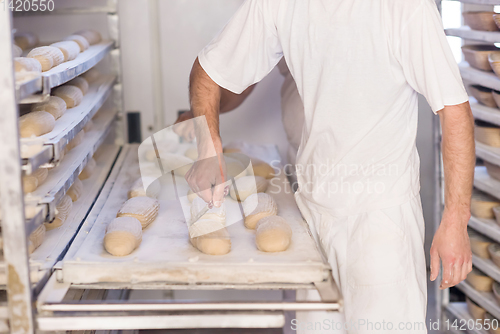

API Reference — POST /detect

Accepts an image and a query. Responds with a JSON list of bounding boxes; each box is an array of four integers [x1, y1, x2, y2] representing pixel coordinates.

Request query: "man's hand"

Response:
[[173, 111, 195, 142], [430, 208, 472, 289], [185, 155, 227, 207]]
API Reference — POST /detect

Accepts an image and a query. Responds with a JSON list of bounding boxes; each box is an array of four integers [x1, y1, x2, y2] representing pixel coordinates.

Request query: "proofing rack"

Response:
[[443, 0, 500, 331]]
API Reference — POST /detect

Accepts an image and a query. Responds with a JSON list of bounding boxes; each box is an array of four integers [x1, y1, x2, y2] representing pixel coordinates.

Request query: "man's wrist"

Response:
[[442, 205, 471, 228]]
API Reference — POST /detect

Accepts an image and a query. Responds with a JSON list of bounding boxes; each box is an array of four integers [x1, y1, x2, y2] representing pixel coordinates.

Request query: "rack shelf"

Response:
[[26, 107, 118, 223], [21, 75, 116, 173], [445, 302, 488, 334], [460, 63, 500, 92], [475, 166, 500, 200], [12, 6, 117, 17], [476, 141, 500, 167], [456, 281, 500, 320], [16, 73, 42, 102], [469, 215, 500, 244], [446, 27, 500, 44], [472, 255, 500, 283], [471, 100, 500, 127]]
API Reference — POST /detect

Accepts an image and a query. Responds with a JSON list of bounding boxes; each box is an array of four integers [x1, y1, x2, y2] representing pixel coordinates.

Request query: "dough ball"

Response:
[[190, 227, 231, 255], [104, 217, 142, 256], [117, 196, 160, 229], [229, 176, 268, 202], [31, 96, 67, 120], [19, 111, 55, 138], [243, 193, 278, 229], [255, 216, 292, 252]]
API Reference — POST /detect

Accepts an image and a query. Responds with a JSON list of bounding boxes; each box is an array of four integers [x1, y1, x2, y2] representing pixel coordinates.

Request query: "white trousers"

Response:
[[295, 194, 427, 334]]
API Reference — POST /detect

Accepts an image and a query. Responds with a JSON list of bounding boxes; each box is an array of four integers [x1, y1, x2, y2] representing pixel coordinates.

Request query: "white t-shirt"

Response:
[[199, 0, 468, 216]]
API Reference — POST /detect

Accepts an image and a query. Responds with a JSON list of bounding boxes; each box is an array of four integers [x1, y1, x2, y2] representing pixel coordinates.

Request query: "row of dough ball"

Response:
[[103, 178, 161, 256], [14, 29, 101, 73], [19, 74, 93, 138]]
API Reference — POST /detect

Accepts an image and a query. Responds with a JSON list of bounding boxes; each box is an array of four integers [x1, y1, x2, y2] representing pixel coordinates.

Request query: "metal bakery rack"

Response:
[[0, 2, 341, 333], [442, 0, 500, 332]]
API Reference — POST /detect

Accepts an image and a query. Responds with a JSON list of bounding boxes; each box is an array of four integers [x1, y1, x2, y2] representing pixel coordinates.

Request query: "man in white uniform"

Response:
[[186, 0, 475, 332]]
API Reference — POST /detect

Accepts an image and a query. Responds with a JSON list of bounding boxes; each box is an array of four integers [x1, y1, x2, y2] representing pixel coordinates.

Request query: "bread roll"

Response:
[[243, 193, 278, 229], [485, 161, 500, 181], [128, 178, 161, 199], [13, 44, 22, 57], [28, 224, 46, 254], [33, 167, 48, 185], [45, 195, 72, 230], [53, 85, 83, 108], [466, 267, 494, 292], [64, 35, 89, 52], [31, 96, 67, 120], [74, 29, 102, 45], [27, 46, 64, 71], [223, 143, 241, 154], [79, 158, 96, 180], [22, 174, 38, 193], [104, 217, 142, 256], [117, 197, 160, 229], [472, 189, 500, 219], [190, 227, 231, 255], [475, 124, 500, 148], [66, 130, 85, 151], [14, 32, 38, 50], [469, 230, 493, 259], [184, 146, 198, 160], [191, 196, 226, 222], [251, 157, 276, 179], [67, 77, 89, 95], [19, 111, 55, 138], [255, 216, 292, 252], [50, 41, 80, 61], [14, 57, 42, 73], [67, 178, 83, 202], [81, 68, 100, 83], [466, 298, 486, 323], [229, 175, 268, 202]]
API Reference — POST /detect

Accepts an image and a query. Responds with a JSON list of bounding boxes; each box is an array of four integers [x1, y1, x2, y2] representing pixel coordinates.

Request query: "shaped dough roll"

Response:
[[19, 111, 55, 138], [159, 154, 194, 177], [27, 46, 64, 71], [117, 197, 160, 229], [79, 158, 96, 180], [485, 161, 500, 181], [243, 193, 278, 229], [128, 178, 161, 199], [66, 130, 85, 151], [190, 227, 231, 255], [22, 174, 38, 193], [50, 41, 80, 61], [82, 68, 100, 83], [104, 217, 142, 256], [64, 35, 89, 52], [229, 175, 268, 202], [187, 189, 198, 203], [13, 44, 23, 57], [46, 195, 73, 230], [191, 196, 226, 223], [67, 77, 89, 95], [225, 156, 246, 179], [33, 167, 48, 185], [255, 216, 292, 252], [75, 29, 102, 45], [31, 96, 67, 120], [472, 189, 500, 219], [14, 57, 42, 73], [251, 157, 276, 179], [28, 224, 46, 254], [67, 178, 83, 202], [14, 32, 38, 50], [53, 85, 83, 108]]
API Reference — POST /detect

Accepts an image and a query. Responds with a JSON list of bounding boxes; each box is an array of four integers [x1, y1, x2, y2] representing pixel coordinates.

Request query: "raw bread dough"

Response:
[[229, 175, 268, 202], [82, 68, 100, 83], [255, 216, 292, 252], [184, 146, 198, 160], [128, 178, 161, 199], [251, 157, 276, 179], [53, 85, 83, 108], [46, 195, 73, 230], [19, 111, 55, 138], [33, 167, 48, 185], [160, 154, 194, 177], [67, 77, 89, 95], [187, 189, 198, 203], [14, 32, 38, 50], [469, 230, 492, 259], [243, 193, 278, 229], [225, 156, 246, 179], [190, 197, 226, 237], [67, 178, 83, 202], [22, 174, 38, 193], [104, 217, 143, 256], [471, 189, 500, 219], [14, 57, 42, 73], [13, 44, 23, 57], [28, 224, 46, 254], [27, 46, 64, 71], [475, 124, 500, 148], [117, 196, 160, 229], [190, 227, 231, 255], [66, 130, 85, 151], [50, 41, 80, 61], [75, 29, 102, 45], [64, 35, 89, 52], [466, 268, 493, 292], [79, 158, 96, 180], [485, 161, 500, 181], [31, 96, 67, 120]]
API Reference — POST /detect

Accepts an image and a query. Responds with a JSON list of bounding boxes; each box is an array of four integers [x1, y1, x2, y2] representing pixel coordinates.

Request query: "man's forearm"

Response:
[[189, 58, 223, 157], [220, 85, 256, 113], [439, 101, 475, 223]]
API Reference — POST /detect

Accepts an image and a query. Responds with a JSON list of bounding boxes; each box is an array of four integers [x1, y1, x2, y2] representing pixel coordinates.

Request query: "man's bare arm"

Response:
[[430, 101, 474, 289]]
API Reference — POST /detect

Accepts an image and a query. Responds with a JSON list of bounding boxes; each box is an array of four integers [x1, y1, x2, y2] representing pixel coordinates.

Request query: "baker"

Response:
[[185, 0, 475, 332]]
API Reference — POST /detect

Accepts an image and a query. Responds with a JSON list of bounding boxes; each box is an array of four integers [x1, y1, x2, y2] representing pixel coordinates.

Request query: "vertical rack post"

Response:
[[0, 9, 35, 334]]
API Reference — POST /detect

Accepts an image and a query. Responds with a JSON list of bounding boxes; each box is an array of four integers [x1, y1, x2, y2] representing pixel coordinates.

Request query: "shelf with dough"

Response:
[[475, 166, 500, 201], [471, 99, 500, 127], [473, 254, 500, 284], [460, 63, 500, 92], [21, 74, 117, 174], [456, 281, 500, 322], [57, 143, 330, 288], [16, 72, 42, 102], [469, 215, 500, 245], [444, 302, 488, 334], [0, 144, 122, 287], [477, 141, 500, 167], [26, 106, 118, 226], [446, 27, 500, 44]]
